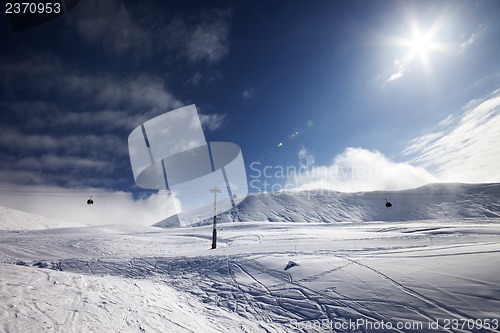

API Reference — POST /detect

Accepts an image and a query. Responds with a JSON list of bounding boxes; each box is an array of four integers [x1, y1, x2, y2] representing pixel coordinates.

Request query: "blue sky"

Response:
[[0, 0, 499, 224]]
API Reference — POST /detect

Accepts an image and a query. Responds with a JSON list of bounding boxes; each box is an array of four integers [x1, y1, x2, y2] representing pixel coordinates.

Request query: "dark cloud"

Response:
[[0, 51, 227, 189], [162, 10, 231, 64], [15, 155, 112, 172], [59, 73, 183, 111], [74, 0, 152, 56], [0, 55, 183, 124], [71, 0, 232, 64], [0, 1, 233, 191], [0, 129, 60, 152], [180, 13, 230, 64]]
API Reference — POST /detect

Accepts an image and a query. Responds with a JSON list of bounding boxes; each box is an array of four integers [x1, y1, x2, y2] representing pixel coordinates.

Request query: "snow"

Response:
[[0, 263, 262, 333], [154, 183, 500, 227], [1, 183, 500, 332], [0, 206, 85, 230], [233, 182, 500, 223]]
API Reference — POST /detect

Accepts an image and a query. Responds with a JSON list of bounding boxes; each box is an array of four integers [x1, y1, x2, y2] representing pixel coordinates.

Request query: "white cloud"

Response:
[[387, 65, 407, 82], [437, 114, 454, 128], [0, 184, 179, 227], [287, 147, 437, 193], [378, 61, 410, 89], [199, 113, 226, 132], [460, 33, 476, 53], [289, 89, 500, 193], [242, 88, 255, 98], [459, 24, 487, 54], [298, 147, 315, 168], [404, 89, 500, 183]]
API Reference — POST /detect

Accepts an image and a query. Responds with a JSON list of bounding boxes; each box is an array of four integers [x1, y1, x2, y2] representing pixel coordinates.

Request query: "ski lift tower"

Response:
[[210, 186, 221, 249]]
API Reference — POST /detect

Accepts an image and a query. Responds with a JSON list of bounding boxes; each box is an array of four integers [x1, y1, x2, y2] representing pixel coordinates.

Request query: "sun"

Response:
[[394, 25, 440, 78], [400, 27, 436, 61], [410, 32, 432, 56], [384, 6, 452, 85]]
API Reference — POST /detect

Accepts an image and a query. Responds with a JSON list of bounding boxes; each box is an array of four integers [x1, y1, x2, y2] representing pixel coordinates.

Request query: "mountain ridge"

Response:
[[154, 182, 500, 227]]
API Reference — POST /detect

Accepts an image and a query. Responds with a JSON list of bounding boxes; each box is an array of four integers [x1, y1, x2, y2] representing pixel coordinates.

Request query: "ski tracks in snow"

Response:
[[3, 219, 499, 332], [33, 250, 498, 332]]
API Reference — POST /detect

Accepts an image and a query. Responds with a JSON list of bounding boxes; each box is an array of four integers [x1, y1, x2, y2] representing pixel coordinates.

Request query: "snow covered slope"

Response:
[[155, 183, 499, 227], [0, 206, 84, 230], [2, 220, 500, 332], [1, 263, 264, 333], [1, 184, 499, 332]]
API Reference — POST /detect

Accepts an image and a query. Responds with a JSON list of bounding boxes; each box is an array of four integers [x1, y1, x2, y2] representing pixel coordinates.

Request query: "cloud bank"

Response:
[[0, 54, 227, 188], [287, 89, 499, 193], [287, 147, 436, 193], [0, 184, 178, 227]]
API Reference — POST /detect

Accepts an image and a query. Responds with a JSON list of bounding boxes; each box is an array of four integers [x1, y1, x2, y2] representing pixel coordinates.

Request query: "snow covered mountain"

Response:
[[0, 206, 84, 230], [155, 183, 500, 227]]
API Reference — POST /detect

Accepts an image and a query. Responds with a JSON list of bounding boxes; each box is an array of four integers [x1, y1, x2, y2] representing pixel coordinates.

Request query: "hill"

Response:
[[0, 206, 84, 230], [154, 183, 500, 227]]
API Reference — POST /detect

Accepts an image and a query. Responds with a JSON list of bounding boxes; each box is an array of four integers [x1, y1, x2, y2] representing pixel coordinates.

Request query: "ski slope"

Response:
[[1, 183, 500, 332]]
